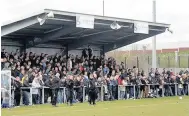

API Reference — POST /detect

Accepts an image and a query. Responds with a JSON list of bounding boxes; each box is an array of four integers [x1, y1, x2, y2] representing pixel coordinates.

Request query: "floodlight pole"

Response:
[[103, 0, 105, 16], [152, 0, 157, 69]]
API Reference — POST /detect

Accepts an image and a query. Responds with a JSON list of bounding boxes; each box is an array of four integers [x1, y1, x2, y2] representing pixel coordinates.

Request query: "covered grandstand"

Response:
[[1, 9, 170, 55]]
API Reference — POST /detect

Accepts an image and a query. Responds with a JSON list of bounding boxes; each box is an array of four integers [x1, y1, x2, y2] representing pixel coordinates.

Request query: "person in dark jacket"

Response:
[[88, 74, 97, 105], [82, 48, 88, 59], [66, 75, 74, 106], [43, 73, 52, 103], [50, 73, 60, 107], [12, 77, 21, 107], [88, 45, 93, 60]]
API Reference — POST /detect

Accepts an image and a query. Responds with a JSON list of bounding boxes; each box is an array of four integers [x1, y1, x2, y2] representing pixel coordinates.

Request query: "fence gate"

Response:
[[1, 70, 12, 107]]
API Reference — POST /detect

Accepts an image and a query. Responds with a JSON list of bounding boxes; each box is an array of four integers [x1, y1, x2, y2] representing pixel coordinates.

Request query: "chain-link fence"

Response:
[[106, 50, 189, 70], [124, 55, 189, 69]]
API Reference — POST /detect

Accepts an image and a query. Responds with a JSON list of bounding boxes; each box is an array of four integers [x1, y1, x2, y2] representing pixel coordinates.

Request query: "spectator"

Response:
[[177, 74, 184, 96], [32, 75, 41, 104], [13, 77, 21, 107], [183, 74, 188, 95], [21, 74, 30, 105], [120, 77, 127, 99], [103, 64, 109, 76]]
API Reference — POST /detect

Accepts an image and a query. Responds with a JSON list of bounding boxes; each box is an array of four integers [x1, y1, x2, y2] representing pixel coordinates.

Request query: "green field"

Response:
[[2, 96, 189, 116]]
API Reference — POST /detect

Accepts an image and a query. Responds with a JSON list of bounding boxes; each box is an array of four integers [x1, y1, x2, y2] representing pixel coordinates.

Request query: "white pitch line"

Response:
[[11, 102, 189, 116]]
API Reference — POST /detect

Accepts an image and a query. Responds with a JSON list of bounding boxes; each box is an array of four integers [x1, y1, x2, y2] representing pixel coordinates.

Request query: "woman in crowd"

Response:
[[119, 76, 127, 100], [32, 74, 41, 104]]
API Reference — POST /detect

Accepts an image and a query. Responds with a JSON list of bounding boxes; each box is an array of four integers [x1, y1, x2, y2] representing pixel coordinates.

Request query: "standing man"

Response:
[[13, 77, 21, 107], [51, 73, 60, 107], [88, 45, 93, 60], [88, 74, 97, 105], [82, 48, 88, 59], [66, 75, 74, 106]]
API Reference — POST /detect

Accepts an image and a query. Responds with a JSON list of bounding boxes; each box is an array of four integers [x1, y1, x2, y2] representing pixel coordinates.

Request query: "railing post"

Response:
[[118, 85, 120, 100], [29, 87, 33, 105], [101, 85, 104, 101], [42, 87, 44, 104], [188, 84, 189, 96], [155, 84, 158, 97], [11, 88, 15, 107], [139, 85, 141, 99], [133, 85, 136, 99], [63, 87, 66, 103], [175, 84, 178, 96], [148, 84, 150, 93], [20, 89, 23, 105], [162, 84, 164, 97], [188, 56, 189, 68], [82, 86, 85, 102]]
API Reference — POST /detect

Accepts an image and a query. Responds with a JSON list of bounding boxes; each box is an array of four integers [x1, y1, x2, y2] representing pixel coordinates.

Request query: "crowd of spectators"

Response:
[[1, 49, 189, 107]]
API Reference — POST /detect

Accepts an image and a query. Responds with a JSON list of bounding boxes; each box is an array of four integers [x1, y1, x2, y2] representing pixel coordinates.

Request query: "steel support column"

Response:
[[152, 0, 157, 69]]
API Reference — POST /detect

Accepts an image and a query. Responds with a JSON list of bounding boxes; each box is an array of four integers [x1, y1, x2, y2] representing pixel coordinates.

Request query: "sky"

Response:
[[1, 0, 189, 49]]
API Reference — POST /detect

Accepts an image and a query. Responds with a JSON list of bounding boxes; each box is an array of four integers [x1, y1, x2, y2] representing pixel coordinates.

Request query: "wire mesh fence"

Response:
[[124, 55, 189, 70], [106, 50, 189, 70]]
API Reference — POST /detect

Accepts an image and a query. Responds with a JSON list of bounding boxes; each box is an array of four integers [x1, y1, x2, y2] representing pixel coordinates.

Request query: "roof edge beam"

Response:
[[1, 14, 45, 36]]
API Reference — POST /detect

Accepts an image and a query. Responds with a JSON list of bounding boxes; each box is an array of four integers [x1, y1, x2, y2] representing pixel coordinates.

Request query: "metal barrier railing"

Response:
[[16, 83, 189, 106], [117, 83, 189, 100]]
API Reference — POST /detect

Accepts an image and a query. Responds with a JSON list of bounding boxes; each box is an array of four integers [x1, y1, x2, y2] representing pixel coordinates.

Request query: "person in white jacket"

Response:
[[32, 74, 41, 104], [120, 78, 127, 100]]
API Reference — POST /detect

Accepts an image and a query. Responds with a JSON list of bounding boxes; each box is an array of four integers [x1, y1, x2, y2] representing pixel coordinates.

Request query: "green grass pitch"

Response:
[[2, 96, 189, 116]]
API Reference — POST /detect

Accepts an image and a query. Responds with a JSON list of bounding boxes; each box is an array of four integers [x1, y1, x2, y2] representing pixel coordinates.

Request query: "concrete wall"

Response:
[[1, 39, 22, 53], [26, 44, 63, 55], [2, 39, 101, 56], [68, 49, 100, 57], [1, 46, 21, 53]]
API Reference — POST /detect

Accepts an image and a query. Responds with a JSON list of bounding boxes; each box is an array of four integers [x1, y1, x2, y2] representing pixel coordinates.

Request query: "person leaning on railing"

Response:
[[57, 75, 66, 104], [140, 73, 149, 98], [12, 77, 22, 107], [135, 72, 142, 99], [164, 74, 174, 96], [119, 76, 127, 100], [177, 74, 184, 96], [21, 74, 30, 105], [32, 74, 41, 104], [50, 73, 60, 107], [183, 74, 188, 95], [128, 72, 135, 99], [158, 75, 165, 97], [66, 75, 74, 106]]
